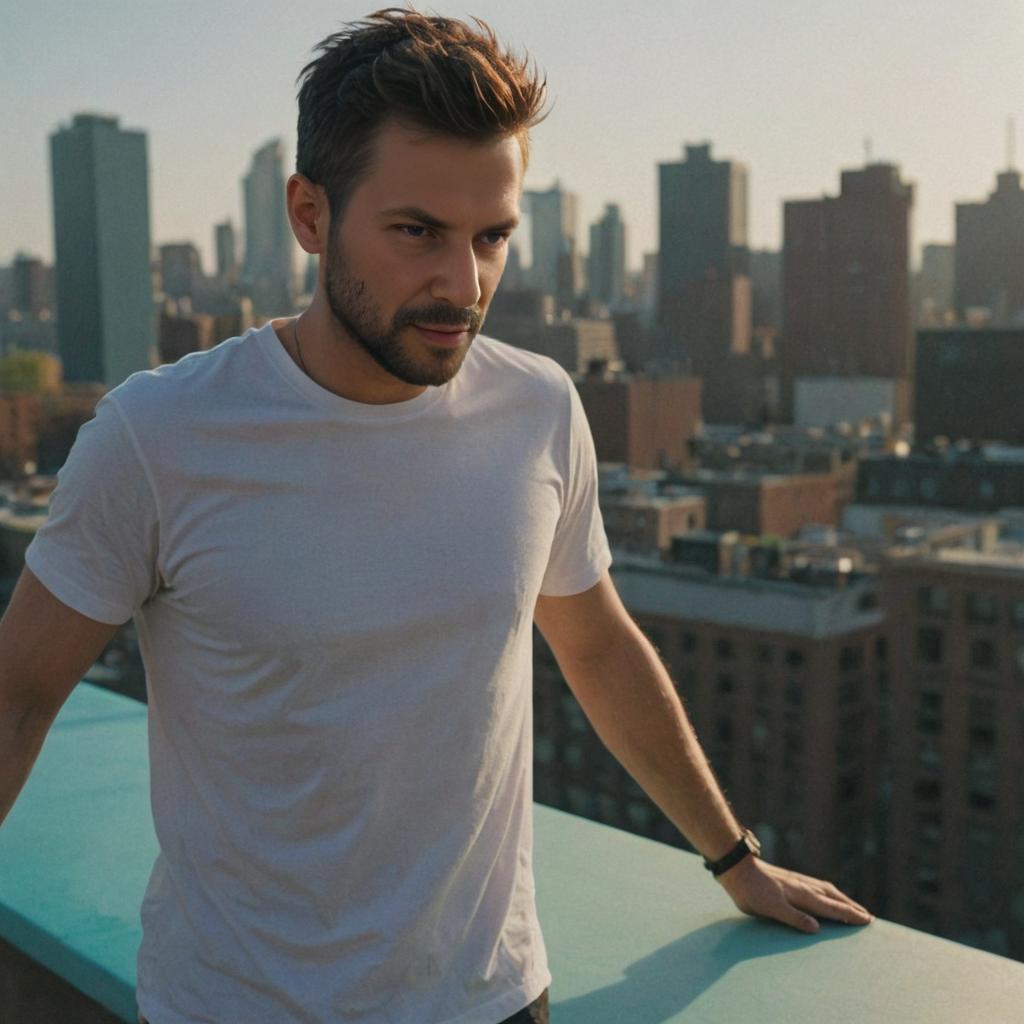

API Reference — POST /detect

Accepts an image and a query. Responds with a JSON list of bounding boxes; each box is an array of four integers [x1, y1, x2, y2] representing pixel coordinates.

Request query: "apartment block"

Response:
[[881, 544, 1024, 959]]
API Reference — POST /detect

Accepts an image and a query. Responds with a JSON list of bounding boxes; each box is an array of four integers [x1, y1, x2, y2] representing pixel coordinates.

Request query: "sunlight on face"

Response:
[[323, 122, 524, 388]]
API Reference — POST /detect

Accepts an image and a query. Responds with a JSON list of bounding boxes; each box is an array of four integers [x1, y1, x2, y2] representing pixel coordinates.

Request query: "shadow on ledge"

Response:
[[554, 917, 857, 1023]]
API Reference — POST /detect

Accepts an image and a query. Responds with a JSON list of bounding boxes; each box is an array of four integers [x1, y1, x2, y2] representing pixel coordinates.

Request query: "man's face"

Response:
[[322, 120, 524, 388]]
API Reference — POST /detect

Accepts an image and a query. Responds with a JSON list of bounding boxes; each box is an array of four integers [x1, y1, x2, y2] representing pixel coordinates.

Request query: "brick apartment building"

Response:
[[576, 368, 702, 473], [881, 544, 1024, 959], [673, 468, 847, 537]]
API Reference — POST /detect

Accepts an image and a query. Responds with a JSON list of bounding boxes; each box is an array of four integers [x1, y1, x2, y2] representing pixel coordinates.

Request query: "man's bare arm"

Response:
[[534, 571, 872, 933], [0, 567, 119, 826]]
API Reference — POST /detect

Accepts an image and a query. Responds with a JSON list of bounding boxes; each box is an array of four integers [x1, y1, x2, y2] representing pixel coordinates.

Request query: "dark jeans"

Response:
[[139, 989, 549, 1024]]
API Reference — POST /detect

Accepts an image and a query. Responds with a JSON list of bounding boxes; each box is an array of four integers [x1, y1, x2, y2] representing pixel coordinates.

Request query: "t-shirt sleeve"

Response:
[[25, 393, 161, 625], [539, 377, 613, 597]]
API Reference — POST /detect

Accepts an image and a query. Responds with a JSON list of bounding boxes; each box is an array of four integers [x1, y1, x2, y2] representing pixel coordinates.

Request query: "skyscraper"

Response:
[[49, 113, 155, 386], [782, 163, 914, 422], [215, 219, 238, 283], [587, 203, 627, 309], [525, 181, 578, 315], [242, 139, 294, 317], [954, 168, 1024, 325], [159, 243, 203, 301], [657, 143, 753, 421]]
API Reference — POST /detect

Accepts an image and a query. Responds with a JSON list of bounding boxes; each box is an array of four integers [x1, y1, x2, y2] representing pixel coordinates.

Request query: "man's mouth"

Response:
[[411, 324, 471, 347]]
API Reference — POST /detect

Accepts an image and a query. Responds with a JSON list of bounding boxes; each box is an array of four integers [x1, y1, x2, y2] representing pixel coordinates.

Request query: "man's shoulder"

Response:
[[107, 327, 264, 420], [470, 334, 570, 396]]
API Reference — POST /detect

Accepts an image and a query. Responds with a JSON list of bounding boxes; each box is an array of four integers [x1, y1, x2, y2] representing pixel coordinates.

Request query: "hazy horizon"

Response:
[[3, 1, 1022, 273]]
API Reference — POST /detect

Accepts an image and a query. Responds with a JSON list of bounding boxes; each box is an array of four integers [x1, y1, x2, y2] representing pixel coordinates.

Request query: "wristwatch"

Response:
[[702, 828, 761, 877]]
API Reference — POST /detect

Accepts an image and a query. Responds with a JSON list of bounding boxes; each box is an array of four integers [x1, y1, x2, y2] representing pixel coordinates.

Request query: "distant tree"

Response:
[[0, 348, 61, 394]]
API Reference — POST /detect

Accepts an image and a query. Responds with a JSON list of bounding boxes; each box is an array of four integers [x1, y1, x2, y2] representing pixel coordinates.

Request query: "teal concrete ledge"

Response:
[[2, 683, 1024, 1022]]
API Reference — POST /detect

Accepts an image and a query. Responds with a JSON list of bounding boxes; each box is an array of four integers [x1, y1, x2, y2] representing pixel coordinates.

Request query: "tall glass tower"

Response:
[[242, 139, 294, 317], [49, 113, 155, 386]]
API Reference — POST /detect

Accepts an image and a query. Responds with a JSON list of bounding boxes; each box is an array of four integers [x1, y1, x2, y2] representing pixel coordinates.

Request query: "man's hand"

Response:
[[716, 854, 873, 934]]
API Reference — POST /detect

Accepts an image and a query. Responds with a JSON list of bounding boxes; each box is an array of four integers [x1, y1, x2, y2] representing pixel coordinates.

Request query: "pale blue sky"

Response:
[[3, 0, 1021, 272]]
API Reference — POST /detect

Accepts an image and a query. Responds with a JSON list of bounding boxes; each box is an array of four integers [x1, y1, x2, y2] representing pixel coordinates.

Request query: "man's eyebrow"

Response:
[[379, 206, 520, 232]]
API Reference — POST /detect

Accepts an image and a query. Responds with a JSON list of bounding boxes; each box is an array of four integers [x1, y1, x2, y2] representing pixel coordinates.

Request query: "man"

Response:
[[0, 10, 871, 1023]]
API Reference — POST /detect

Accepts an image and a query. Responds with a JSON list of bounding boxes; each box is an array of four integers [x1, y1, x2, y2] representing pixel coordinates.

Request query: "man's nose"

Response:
[[430, 242, 482, 309]]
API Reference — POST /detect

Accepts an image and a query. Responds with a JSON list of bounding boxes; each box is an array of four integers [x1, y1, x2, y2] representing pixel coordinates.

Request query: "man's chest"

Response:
[[152, 425, 563, 650]]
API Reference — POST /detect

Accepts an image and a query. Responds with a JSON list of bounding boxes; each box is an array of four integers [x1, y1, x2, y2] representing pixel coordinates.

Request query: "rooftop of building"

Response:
[[4, 682, 1022, 1022], [611, 553, 883, 637]]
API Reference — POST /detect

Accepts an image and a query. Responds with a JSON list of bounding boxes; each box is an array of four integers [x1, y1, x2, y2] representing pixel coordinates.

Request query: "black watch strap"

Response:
[[703, 828, 761, 877]]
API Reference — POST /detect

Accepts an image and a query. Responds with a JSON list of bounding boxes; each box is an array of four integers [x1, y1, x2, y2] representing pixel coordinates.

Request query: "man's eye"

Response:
[[398, 225, 429, 238], [480, 232, 509, 247]]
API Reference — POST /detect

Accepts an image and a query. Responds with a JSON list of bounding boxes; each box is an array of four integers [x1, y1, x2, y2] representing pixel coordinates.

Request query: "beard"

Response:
[[323, 234, 483, 388]]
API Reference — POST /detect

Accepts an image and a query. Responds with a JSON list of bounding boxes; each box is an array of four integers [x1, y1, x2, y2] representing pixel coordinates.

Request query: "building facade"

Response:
[[782, 164, 913, 422], [587, 203, 627, 309], [242, 139, 294, 317], [915, 328, 1024, 446], [49, 113, 155, 386], [525, 182, 579, 315], [954, 169, 1024, 325], [576, 368, 702, 472], [657, 142, 752, 422], [881, 546, 1024, 959]]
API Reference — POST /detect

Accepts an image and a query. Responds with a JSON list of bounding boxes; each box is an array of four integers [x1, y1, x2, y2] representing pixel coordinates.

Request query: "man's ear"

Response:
[[286, 174, 329, 255]]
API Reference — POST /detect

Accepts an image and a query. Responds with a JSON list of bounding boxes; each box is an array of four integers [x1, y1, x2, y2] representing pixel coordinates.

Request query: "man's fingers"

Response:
[[793, 890, 872, 926], [819, 881, 872, 918], [777, 901, 821, 934]]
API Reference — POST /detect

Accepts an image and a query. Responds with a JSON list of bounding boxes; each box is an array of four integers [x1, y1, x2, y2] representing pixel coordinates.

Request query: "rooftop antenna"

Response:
[[864, 136, 873, 164], [1008, 117, 1017, 171]]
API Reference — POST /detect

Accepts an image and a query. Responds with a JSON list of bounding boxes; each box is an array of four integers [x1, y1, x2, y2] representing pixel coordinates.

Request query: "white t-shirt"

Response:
[[26, 321, 612, 1024]]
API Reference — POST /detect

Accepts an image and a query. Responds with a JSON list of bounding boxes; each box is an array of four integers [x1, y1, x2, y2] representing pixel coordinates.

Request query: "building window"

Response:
[[566, 783, 595, 817], [839, 644, 863, 673], [915, 863, 941, 897], [916, 811, 942, 846], [970, 697, 996, 749], [784, 680, 803, 711], [837, 772, 861, 803], [535, 735, 555, 765], [756, 643, 774, 664], [917, 627, 944, 665], [785, 647, 805, 668], [561, 693, 589, 734], [978, 479, 996, 501], [563, 741, 585, 772], [876, 636, 888, 661], [970, 638, 997, 672], [716, 716, 733, 743], [917, 740, 942, 774], [968, 753, 996, 811], [783, 731, 802, 770], [966, 592, 997, 625], [755, 675, 771, 705], [680, 631, 698, 654], [920, 477, 938, 500], [914, 779, 942, 801], [917, 691, 942, 735], [918, 585, 951, 617], [751, 716, 769, 752], [716, 638, 735, 660], [839, 678, 863, 705], [1010, 600, 1024, 630], [716, 673, 735, 695]]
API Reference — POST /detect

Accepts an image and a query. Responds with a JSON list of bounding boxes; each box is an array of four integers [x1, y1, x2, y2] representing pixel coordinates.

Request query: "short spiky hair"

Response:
[[296, 8, 547, 221]]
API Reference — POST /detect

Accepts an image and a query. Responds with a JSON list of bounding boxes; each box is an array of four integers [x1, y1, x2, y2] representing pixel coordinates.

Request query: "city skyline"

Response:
[[3, 1, 1022, 272]]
